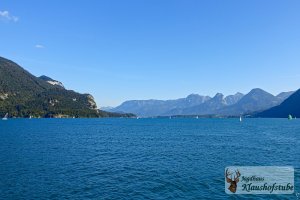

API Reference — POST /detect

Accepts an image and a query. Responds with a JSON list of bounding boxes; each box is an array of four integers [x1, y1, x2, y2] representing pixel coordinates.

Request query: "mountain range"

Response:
[[0, 56, 134, 118], [109, 89, 294, 117], [1, 56, 298, 118], [256, 89, 300, 118]]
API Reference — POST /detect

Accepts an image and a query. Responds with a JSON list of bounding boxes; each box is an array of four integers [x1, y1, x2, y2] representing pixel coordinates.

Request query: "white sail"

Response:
[[2, 113, 8, 120], [239, 116, 242, 122]]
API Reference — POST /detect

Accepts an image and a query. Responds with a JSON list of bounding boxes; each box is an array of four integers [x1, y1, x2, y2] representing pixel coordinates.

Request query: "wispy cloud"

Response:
[[35, 44, 45, 49], [0, 10, 18, 22]]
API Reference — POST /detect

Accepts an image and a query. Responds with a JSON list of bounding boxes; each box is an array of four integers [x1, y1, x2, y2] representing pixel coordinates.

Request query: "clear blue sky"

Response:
[[1, 0, 300, 107]]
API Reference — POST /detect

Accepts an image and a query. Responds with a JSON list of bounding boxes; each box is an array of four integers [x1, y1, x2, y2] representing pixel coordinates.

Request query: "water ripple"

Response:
[[0, 118, 299, 199]]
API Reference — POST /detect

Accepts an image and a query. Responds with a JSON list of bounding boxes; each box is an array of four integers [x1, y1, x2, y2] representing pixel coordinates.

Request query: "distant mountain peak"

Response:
[[39, 75, 65, 88], [224, 92, 244, 105], [213, 93, 224, 99], [100, 106, 115, 111], [276, 91, 294, 100], [111, 87, 296, 117], [257, 89, 300, 118], [235, 92, 244, 95], [249, 88, 268, 94], [39, 75, 55, 81], [186, 94, 200, 98]]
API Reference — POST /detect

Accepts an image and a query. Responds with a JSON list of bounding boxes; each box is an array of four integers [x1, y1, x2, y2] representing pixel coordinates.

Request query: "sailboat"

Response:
[[239, 116, 242, 122], [288, 114, 293, 120], [2, 113, 8, 120], [196, 116, 199, 119]]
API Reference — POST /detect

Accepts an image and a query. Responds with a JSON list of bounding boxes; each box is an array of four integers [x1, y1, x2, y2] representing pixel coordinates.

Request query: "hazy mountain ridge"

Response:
[[224, 92, 244, 105], [276, 91, 294, 101], [110, 94, 211, 117], [257, 89, 300, 118], [216, 88, 281, 116], [112, 89, 294, 117], [165, 93, 228, 116]]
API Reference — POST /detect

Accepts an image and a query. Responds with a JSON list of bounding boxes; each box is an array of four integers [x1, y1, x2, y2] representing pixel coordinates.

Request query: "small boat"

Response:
[[169, 116, 172, 119], [2, 113, 8, 120], [29, 115, 32, 119], [288, 114, 293, 120], [196, 116, 199, 119], [239, 116, 242, 122]]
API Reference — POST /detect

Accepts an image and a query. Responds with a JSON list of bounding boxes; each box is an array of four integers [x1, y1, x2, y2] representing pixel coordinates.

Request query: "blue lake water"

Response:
[[0, 118, 299, 199]]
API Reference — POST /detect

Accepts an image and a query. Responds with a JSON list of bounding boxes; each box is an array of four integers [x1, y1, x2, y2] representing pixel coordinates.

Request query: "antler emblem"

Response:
[[226, 168, 241, 193]]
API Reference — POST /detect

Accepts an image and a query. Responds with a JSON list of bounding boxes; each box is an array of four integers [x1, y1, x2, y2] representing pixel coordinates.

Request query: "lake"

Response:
[[0, 118, 299, 199]]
